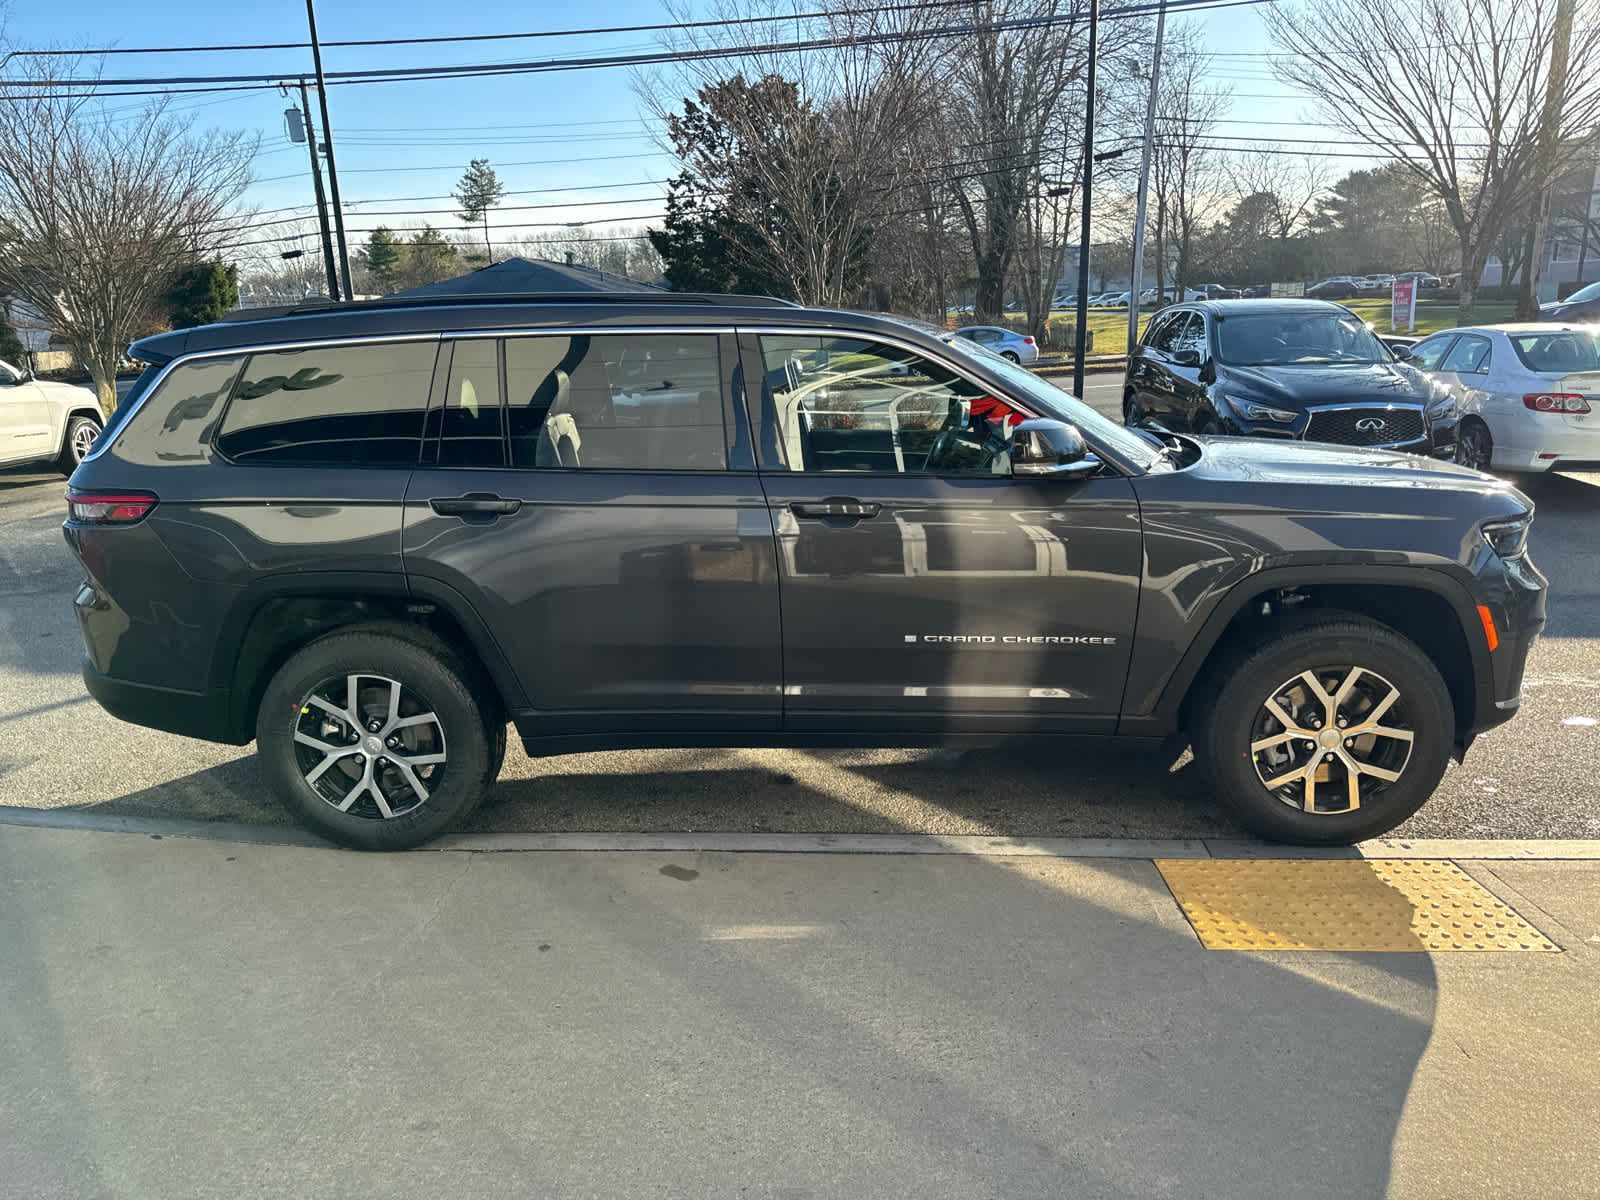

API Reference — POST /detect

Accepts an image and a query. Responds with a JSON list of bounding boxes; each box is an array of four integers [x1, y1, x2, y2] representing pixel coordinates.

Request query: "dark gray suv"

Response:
[[66, 294, 1546, 850]]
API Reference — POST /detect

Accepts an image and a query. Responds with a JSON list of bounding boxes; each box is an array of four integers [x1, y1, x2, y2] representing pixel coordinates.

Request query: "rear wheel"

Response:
[[1001, 350, 1021, 363], [256, 630, 493, 850], [1193, 619, 1453, 844], [56, 415, 101, 474]]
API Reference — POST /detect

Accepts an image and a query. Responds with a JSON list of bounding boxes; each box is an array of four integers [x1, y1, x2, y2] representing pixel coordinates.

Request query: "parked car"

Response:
[[67, 292, 1542, 850], [953, 325, 1040, 364], [0, 358, 104, 474], [1306, 279, 1358, 300], [1406, 323, 1600, 474], [1538, 279, 1600, 324], [1122, 299, 1460, 460], [1380, 335, 1421, 355], [1396, 271, 1443, 290]]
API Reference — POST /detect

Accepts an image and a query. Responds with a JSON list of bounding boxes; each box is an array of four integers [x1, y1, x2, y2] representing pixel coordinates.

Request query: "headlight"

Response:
[[1426, 393, 1458, 418], [1223, 395, 1298, 423], [1481, 516, 1530, 559]]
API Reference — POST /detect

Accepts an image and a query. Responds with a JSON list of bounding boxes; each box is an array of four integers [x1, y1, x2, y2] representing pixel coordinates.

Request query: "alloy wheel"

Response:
[[71, 421, 98, 463], [291, 673, 447, 819], [1247, 666, 1414, 815]]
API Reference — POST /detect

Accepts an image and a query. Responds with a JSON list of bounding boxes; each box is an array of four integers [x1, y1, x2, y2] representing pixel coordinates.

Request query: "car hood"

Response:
[[39, 379, 98, 404], [1188, 433, 1524, 503], [1216, 362, 1435, 410]]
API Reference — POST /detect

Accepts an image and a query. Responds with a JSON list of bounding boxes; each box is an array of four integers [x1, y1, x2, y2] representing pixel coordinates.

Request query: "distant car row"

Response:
[[1119, 298, 1599, 477], [1305, 272, 1444, 299]]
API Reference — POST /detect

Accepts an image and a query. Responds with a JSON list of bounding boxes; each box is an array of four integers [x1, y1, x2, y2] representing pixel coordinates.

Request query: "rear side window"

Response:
[[216, 340, 437, 466], [110, 356, 244, 467], [439, 338, 506, 468], [504, 334, 726, 471]]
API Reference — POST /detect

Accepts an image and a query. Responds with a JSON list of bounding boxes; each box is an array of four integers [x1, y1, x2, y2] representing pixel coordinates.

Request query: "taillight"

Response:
[[66, 491, 157, 524], [1522, 393, 1591, 413], [1023, 336, 1036, 345]]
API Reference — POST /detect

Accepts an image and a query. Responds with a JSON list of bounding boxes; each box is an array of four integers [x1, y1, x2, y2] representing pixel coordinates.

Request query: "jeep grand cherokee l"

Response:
[[65, 293, 1545, 850]]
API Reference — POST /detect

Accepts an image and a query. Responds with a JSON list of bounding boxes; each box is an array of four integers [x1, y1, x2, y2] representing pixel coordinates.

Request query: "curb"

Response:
[[3, 806, 1599, 860]]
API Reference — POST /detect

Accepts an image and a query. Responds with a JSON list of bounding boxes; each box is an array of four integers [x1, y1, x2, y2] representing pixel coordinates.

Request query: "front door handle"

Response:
[[430, 493, 522, 522], [790, 499, 880, 521]]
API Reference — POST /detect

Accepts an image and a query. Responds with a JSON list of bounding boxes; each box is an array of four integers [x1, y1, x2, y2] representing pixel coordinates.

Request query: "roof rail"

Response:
[[219, 291, 800, 323]]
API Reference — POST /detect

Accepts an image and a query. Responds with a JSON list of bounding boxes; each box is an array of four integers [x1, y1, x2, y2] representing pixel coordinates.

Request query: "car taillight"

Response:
[[1522, 393, 1591, 413], [1023, 336, 1036, 345], [66, 491, 157, 524]]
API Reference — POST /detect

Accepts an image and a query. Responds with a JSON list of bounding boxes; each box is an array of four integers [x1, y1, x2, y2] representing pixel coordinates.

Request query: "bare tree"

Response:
[[1226, 145, 1329, 245], [0, 60, 254, 413], [1147, 24, 1230, 298], [1266, 0, 1600, 322]]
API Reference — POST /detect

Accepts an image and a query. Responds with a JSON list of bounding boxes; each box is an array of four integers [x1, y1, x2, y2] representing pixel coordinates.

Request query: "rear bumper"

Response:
[[81, 659, 247, 745]]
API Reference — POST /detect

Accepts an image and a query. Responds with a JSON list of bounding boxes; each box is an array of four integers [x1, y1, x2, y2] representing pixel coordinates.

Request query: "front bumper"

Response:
[[1468, 551, 1547, 735]]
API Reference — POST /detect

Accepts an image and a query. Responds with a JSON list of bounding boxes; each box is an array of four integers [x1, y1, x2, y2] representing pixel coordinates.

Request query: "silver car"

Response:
[[1406, 324, 1600, 474], [952, 325, 1040, 364], [1, 358, 105, 474]]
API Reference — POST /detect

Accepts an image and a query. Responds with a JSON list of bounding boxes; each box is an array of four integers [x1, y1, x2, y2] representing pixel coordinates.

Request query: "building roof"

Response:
[[387, 256, 662, 298]]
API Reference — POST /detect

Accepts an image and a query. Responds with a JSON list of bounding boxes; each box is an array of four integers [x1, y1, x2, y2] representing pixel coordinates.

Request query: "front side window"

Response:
[[1440, 335, 1492, 375], [1170, 313, 1208, 357], [760, 335, 1015, 475], [505, 334, 725, 471], [110, 356, 244, 466], [216, 341, 437, 466], [1151, 313, 1195, 355], [1409, 336, 1455, 372]]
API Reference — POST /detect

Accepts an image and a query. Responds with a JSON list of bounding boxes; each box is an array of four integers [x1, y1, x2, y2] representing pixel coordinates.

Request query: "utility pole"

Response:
[[1127, 0, 1167, 358], [1071, 0, 1099, 398], [285, 80, 340, 300], [305, 0, 353, 301], [1517, 0, 1575, 319]]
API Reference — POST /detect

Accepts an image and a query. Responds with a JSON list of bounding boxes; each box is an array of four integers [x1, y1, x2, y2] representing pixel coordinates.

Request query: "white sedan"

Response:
[[951, 325, 1040, 364], [1406, 324, 1600, 474], [1, 359, 105, 474]]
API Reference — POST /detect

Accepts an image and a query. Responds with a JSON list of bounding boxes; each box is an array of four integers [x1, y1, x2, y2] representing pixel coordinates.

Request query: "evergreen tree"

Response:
[[165, 260, 238, 329], [453, 159, 505, 264], [360, 226, 404, 291], [404, 225, 459, 287]]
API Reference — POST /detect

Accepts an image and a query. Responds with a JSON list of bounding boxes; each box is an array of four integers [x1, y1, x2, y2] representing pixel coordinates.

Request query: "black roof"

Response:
[[1182, 298, 1353, 319], [131, 292, 911, 363]]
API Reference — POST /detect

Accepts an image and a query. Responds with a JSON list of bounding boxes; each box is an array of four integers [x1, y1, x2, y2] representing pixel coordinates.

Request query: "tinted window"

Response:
[[216, 341, 437, 466], [1144, 311, 1181, 351], [761, 334, 1012, 475], [1151, 313, 1194, 354], [1440, 335, 1492, 374], [1409, 336, 1455, 371], [439, 339, 505, 468], [1508, 331, 1600, 374], [505, 334, 725, 471], [1171, 313, 1207, 356], [111, 356, 244, 467]]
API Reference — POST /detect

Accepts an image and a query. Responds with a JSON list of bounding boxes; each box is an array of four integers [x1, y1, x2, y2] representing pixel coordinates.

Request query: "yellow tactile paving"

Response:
[[1154, 858, 1559, 952]]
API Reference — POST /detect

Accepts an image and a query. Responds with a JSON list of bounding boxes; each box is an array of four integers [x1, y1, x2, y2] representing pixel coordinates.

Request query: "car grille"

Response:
[[1303, 407, 1424, 447]]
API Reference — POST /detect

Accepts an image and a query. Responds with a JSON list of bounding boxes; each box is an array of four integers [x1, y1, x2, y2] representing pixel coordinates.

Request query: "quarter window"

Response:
[[759, 334, 1015, 475], [111, 356, 244, 467], [216, 341, 437, 466], [505, 334, 726, 471]]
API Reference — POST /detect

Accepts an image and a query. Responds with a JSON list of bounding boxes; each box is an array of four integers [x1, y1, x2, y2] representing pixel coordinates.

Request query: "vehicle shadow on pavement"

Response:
[[0, 828, 1439, 1198]]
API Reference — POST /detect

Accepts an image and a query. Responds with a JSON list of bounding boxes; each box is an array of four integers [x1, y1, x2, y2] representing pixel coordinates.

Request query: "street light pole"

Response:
[[305, 0, 353, 301], [1127, 0, 1167, 358], [1071, 0, 1099, 398]]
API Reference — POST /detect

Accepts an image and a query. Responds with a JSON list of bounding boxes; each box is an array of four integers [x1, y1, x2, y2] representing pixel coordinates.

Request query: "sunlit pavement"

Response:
[[1, 820, 1596, 1199]]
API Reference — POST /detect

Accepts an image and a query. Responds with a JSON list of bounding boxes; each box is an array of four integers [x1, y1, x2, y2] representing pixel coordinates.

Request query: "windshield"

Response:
[[1509, 329, 1600, 374], [1563, 280, 1600, 305], [940, 334, 1160, 471], [1215, 310, 1392, 366]]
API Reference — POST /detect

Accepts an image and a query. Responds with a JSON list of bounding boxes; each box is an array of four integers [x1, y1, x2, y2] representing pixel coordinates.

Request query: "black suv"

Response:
[[1124, 299, 1460, 459], [66, 294, 1544, 850]]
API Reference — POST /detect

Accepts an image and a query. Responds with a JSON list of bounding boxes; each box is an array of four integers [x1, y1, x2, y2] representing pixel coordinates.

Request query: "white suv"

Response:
[[0, 359, 104, 473]]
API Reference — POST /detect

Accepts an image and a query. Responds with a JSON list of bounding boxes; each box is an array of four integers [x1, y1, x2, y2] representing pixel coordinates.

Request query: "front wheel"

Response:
[[1123, 391, 1143, 427], [56, 415, 101, 474], [1458, 419, 1492, 472], [1192, 619, 1454, 844], [256, 629, 494, 850]]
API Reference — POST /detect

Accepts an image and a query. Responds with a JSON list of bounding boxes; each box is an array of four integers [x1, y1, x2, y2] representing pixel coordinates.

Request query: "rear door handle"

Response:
[[790, 499, 880, 521], [430, 493, 522, 521]]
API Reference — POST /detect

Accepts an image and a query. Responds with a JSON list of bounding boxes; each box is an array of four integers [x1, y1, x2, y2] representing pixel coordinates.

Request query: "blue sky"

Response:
[[9, 1, 1322, 261]]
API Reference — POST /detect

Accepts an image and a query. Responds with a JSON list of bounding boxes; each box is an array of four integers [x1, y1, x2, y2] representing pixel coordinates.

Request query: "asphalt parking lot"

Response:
[[2, 370, 1597, 841]]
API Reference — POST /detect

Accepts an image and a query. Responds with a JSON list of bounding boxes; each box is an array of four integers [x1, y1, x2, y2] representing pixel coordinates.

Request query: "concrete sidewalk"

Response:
[[2, 823, 1596, 1200]]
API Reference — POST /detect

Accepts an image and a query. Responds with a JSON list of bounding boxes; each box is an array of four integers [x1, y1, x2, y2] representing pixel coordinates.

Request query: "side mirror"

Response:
[[1011, 418, 1100, 480], [1391, 344, 1415, 361], [1171, 349, 1202, 368]]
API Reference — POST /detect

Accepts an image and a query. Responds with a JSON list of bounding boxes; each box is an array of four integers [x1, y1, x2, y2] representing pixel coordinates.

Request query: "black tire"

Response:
[[56, 414, 101, 475], [256, 629, 493, 850], [1191, 618, 1453, 845], [1002, 350, 1021, 363], [1123, 391, 1143, 427], [1458, 418, 1492, 472]]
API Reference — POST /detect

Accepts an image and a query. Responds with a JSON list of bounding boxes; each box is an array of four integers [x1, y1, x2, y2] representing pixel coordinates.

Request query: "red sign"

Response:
[[1391, 278, 1418, 331]]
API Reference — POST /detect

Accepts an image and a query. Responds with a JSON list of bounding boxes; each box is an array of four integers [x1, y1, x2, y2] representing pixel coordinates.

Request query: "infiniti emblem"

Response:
[[1355, 417, 1387, 432]]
